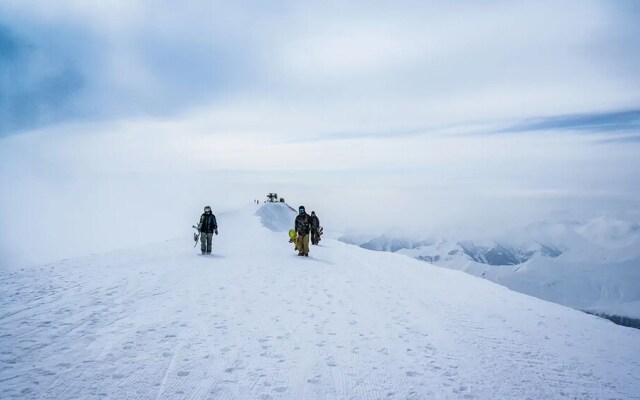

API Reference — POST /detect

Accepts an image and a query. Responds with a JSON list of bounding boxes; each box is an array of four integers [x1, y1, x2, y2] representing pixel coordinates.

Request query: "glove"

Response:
[[214, 229, 218, 235]]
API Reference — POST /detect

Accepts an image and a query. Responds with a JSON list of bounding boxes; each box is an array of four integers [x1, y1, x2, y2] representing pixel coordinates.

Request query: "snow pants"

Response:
[[200, 232, 213, 253], [297, 233, 310, 255]]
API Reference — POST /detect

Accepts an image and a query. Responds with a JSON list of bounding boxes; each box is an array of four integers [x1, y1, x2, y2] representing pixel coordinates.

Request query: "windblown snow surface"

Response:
[[1, 203, 639, 399]]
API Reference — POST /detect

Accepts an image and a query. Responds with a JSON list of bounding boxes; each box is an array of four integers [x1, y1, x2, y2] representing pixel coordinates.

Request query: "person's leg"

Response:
[[206, 233, 213, 253], [303, 234, 310, 255], [296, 234, 304, 255], [200, 232, 207, 254]]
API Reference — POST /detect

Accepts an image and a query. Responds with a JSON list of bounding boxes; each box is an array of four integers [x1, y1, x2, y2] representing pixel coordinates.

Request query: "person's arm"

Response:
[[213, 215, 218, 234]]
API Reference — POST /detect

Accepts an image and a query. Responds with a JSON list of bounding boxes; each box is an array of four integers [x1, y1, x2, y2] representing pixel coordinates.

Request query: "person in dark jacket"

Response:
[[310, 211, 320, 245], [294, 205, 312, 256], [198, 206, 218, 255]]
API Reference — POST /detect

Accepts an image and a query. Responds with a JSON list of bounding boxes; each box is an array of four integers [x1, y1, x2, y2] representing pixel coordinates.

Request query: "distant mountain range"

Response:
[[339, 216, 640, 327]]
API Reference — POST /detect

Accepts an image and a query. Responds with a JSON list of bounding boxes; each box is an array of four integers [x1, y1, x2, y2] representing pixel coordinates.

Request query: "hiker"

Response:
[[310, 211, 321, 245], [294, 205, 312, 257], [198, 206, 218, 255]]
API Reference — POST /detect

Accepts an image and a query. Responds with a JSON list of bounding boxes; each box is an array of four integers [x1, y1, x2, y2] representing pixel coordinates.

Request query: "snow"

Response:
[[351, 218, 640, 321], [255, 202, 295, 232], [1, 203, 639, 399]]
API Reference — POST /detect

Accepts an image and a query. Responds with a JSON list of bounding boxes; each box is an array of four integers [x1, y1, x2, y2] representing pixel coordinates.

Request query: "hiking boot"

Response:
[[304, 253, 309, 257], [298, 253, 304, 256]]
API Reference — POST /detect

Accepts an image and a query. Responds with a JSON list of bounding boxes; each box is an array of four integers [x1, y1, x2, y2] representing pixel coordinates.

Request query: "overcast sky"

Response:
[[1, 0, 639, 266]]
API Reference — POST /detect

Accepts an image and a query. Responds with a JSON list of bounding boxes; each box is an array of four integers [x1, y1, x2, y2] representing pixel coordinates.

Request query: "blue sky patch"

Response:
[[0, 24, 85, 137], [506, 110, 640, 134]]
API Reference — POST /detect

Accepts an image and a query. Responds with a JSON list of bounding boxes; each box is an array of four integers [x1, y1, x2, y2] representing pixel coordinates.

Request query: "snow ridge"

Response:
[[255, 202, 296, 232]]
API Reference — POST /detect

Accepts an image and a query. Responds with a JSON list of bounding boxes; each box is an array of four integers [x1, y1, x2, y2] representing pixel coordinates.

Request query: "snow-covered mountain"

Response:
[[1, 204, 639, 399], [339, 217, 640, 325]]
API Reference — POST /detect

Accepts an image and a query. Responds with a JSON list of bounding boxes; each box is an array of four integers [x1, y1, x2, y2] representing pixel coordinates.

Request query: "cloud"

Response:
[[0, 1, 264, 135], [1, 0, 640, 137]]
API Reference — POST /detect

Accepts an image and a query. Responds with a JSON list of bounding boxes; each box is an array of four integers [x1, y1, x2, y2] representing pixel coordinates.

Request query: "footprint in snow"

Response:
[[177, 371, 189, 377]]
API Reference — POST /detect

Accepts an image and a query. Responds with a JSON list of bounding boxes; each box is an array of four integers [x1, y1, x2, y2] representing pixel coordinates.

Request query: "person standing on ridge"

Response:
[[310, 211, 320, 245], [295, 205, 312, 257], [198, 206, 218, 255]]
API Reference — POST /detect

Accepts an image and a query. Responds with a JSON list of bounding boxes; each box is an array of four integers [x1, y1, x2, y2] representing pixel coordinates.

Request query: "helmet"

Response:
[[311, 211, 316, 215], [298, 205, 305, 214], [204, 206, 212, 212]]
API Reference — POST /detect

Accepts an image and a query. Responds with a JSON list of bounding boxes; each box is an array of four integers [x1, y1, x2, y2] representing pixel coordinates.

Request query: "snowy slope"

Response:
[[1, 204, 639, 399], [344, 218, 640, 321]]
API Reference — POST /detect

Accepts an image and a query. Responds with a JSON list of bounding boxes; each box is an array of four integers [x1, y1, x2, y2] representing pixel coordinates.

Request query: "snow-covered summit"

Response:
[[255, 202, 296, 232], [1, 204, 639, 399]]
